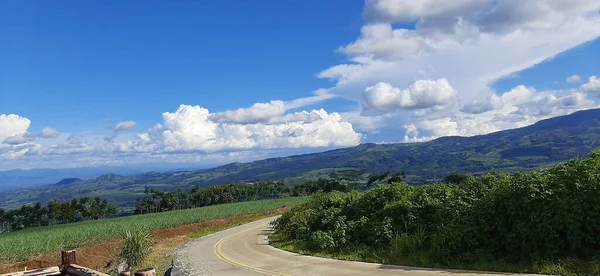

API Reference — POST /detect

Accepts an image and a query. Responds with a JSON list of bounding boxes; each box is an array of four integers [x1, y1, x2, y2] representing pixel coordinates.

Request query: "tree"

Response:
[[444, 172, 470, 184]]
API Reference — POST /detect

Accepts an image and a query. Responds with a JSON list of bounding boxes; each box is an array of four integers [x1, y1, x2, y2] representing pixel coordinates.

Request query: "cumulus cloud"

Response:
[[362, 78, 456, 112], [460, 85, 535, 114], [40, 127, 61, 138], [363, 0, 489, 23], [2, 134, 35, 145], [402, 124, 435, 142], [340, 24, 428, 61], [501, 85, 535, 105], [0, 114, 44, 159], [341, 112, 388, 132], [461, 94, 504, 114], [43, 134, 94, 155], [317, 0, 600, 138], [314, 0, 600, 142], [567, 75, 582, 83], [111, 121, 137, 131], [0, 114, 30, 143], [581, 76, 600, 93], [209, 92, 338, 125], [209, 100, 285, 124], [125, 104, 361, 153], [515, 92, 597, 117]]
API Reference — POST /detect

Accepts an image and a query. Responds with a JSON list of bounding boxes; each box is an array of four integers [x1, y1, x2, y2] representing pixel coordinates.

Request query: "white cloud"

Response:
[[284, 91, 336, 110], [209, 92, 338, 125], [567, 74, 582, 83], [363, 0, 489, 23], [581, 76, 600, 93], [0, 114, 30, 143], [0, 114, 45, 159], [111, 121, 137, 131], [461, 94, 504, 114], [341, 112, 388, 133], [318, 0, 600, 109], [2, 134, 35, 145], [501, 85, 535, 105], [402, 124, 435, 142], [340, 24, 428, 61], [476, 0, 600, 34], [43, 134, 94, 155], [460, 85, 534, 114], [209, 100, 285, 124], [39, 127, 61, 138], [515, 92, 597, 116], [0, 143, 41, 159], [124, 104, 361, 153], [314, 0, 600, 141], [362, 78, 456, 112]]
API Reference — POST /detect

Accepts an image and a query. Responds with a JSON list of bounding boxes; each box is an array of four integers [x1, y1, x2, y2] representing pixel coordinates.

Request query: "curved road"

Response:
[[174, 217, 535, 276]]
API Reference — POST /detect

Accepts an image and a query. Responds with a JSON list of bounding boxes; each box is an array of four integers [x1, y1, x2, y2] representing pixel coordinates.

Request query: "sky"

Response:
[[1, 0, 600, 170]]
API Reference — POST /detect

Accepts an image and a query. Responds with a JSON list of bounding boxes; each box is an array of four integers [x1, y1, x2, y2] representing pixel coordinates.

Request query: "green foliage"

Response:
[[443, 173, 470, 184], [120, 229, 154, 269], [273, 150, 600, 273], [135, 179, 349, 214], [0, 197, 116, 233], [367, 171, 406, 186], [0, 197, 309, 261]]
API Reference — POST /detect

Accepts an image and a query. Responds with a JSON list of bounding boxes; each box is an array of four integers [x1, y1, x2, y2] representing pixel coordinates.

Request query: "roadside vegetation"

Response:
[[272, 150, 600, 275], [0, 197, 308, 261], [120, 229, 154, 270]]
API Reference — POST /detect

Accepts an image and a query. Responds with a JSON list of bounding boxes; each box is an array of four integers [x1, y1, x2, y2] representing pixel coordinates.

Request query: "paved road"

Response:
[[174, 217, 535, 276]]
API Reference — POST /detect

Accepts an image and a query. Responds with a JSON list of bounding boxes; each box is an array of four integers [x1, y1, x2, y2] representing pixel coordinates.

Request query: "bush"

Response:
[[273, 149, 600, 268], [119, 229, 154, 269]]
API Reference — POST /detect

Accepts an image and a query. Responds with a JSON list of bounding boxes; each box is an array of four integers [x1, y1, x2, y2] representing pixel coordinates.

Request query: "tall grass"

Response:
[[0, 197, 308, 261], [120, 229, 154, 269]]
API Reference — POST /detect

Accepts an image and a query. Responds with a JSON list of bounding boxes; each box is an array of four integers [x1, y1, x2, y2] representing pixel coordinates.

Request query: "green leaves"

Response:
[[119, 229, 154, 269], [274, 149, 600, 267]]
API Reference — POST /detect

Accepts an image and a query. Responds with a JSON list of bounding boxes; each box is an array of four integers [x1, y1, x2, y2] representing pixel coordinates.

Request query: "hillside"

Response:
[[1, 108, 600, 209]]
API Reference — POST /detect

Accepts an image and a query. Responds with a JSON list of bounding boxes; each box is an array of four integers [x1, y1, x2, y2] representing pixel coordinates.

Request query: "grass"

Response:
[[269, 233, 600, 276], [0, 197, 309, 261]]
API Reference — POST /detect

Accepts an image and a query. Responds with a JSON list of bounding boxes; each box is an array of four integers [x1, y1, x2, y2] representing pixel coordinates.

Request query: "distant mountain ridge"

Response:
[[1, 108, 600, 209], [0, 165, 210, 192]]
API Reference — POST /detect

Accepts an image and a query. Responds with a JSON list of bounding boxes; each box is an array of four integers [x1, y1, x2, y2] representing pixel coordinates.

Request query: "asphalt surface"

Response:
[[173, 217, 536, 276]]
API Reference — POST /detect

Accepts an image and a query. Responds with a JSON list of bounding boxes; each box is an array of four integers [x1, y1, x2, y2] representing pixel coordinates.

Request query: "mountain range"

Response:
[[1, 108, 599, 210]]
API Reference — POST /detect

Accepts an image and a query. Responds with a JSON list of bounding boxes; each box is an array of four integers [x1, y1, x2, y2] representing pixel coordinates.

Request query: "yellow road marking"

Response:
[[213, 222, 291, 276]]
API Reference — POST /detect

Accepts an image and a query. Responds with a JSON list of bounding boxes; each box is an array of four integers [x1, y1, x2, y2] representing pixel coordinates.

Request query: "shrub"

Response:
[[273, 149, 600, 268], [119, 229, 154, 269]]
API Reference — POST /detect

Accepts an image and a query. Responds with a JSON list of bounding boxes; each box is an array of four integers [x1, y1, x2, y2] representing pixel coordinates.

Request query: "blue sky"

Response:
[[1, 0, 599, 170], [1, 0, 364, 132]]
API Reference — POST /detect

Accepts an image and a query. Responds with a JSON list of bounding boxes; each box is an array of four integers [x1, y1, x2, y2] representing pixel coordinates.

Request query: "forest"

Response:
[[272, 150, 600, 274], [0, 197, 116, 233], [134, 178, 351, 214]]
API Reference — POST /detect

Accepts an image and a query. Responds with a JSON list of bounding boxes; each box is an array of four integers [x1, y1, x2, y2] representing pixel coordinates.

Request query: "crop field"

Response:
[[0, 197, 309, 261]]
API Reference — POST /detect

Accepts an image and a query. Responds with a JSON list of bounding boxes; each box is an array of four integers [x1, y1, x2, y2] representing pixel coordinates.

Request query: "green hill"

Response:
[[2, 108, 600, 209]]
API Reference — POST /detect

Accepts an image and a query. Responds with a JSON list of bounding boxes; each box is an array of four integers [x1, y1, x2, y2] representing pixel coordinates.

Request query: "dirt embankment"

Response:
[[0, 208, 288, 274]]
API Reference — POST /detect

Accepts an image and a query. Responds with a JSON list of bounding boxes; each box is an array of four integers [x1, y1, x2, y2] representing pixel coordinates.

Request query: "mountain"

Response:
[[54, 178, 82, 185], [1, 108, 600, 209], [0, 165, 209, 192]]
